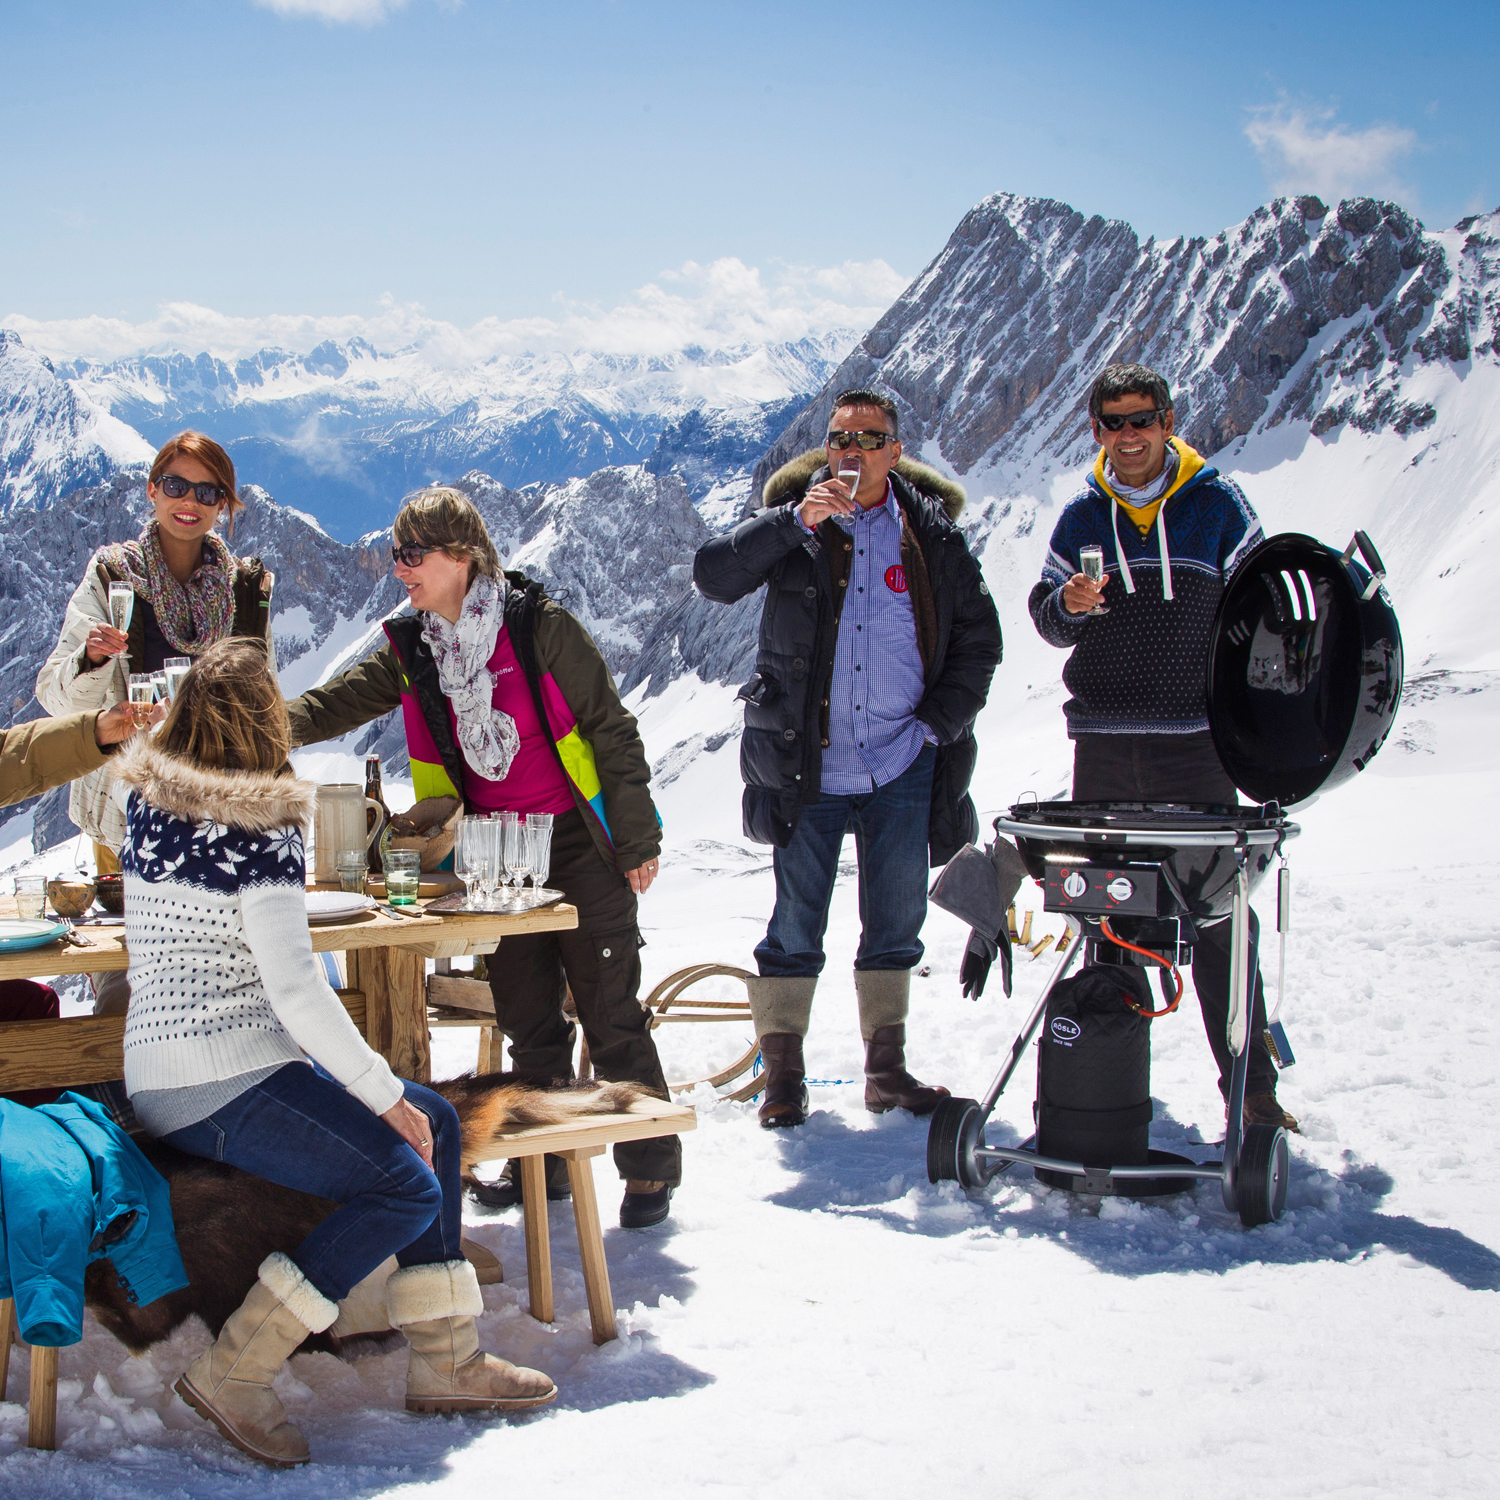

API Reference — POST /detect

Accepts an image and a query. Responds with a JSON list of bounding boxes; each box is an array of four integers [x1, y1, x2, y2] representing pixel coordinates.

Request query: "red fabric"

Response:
[[0, 979, 64, 1107], [452, 625, 575, 817]]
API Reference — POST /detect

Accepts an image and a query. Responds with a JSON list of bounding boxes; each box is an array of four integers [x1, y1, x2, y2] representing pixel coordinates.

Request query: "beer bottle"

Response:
[[365, 753, 391, 875]]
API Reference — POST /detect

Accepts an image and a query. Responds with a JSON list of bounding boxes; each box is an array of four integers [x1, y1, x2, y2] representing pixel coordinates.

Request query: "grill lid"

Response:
[[1206, 530, 1403, 806]]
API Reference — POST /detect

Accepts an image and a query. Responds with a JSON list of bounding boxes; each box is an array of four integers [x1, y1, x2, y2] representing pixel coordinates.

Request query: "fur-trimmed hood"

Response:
[[112, 737, 315, 832], [762, 448, 967, 520]]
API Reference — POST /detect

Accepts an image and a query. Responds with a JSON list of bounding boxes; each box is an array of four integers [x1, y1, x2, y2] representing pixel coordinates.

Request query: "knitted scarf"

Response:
[[420, 572, 521, 782], [98, 522, 237, 656]]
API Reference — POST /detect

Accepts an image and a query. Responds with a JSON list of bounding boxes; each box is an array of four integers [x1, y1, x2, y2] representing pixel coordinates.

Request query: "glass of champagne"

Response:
[[108, 582, 135, 635], [150, 670, 169, 705], [837, 456, 862, 505], [128, 672, 156, 727], [1078, 545, 1109, 615], [164, 655, 192, 702]]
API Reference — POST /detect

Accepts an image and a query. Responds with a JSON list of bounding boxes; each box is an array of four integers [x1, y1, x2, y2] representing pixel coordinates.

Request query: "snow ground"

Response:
[[4, 671, 1499, 1498]]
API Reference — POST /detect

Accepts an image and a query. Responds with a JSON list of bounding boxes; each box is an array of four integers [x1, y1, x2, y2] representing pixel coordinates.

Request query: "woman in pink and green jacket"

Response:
[[284, 489, 678, 1228]]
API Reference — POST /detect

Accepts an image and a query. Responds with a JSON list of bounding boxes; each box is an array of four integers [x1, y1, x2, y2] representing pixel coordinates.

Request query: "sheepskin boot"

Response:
[[386, 1260, 557, 1413], [175, 1252, 338, 1468]]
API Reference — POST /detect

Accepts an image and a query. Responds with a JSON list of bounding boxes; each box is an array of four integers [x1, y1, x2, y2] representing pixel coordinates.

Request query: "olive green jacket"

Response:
[[1, 713, 109, 810]]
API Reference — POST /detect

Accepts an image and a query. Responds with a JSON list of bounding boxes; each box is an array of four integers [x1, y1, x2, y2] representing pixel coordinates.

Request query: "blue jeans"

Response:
[[163, 1063, 461, 1304], [755, 743, 935, 978]]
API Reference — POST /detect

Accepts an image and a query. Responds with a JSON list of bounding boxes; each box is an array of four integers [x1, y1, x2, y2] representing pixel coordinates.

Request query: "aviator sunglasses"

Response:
[[826, 429, 896, 451], [156, 473, 229, 505], [1096, 407, 1169, 432], [391, 542, 439, 567]]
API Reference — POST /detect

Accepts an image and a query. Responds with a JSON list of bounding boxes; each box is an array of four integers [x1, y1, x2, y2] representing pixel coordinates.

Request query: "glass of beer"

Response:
[[1078, 545, 1109, 615], [108, 582, 135, 635]]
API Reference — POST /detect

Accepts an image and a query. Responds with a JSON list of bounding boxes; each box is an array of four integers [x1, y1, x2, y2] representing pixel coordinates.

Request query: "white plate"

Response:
[[304, 892, 376, 926], [0, 917, 69, 952]]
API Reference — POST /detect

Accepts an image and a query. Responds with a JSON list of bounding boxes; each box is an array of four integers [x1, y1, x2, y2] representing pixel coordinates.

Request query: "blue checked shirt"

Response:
[[812, 484, 931, 794]]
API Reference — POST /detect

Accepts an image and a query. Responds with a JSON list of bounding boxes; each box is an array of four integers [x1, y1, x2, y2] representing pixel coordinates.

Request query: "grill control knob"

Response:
[[1061, 870, 1088, 900], [1106, 876, 1135, 903]]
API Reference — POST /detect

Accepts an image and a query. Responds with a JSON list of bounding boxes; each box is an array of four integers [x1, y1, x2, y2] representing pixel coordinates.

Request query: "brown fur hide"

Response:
[[84, 1072, 641, 1356]]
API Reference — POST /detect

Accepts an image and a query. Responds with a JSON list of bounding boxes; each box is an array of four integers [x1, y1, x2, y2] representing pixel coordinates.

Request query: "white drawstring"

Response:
[[1109, 499, 1174, 600], [1110, 499, 1136, 595]]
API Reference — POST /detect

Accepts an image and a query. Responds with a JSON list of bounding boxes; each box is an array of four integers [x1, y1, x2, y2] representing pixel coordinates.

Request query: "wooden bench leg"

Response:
[[477, 1024, 498, 1074], [519, 1155, 553, 1324], [28, 1343, 58, 1450], [560, 1146, 616, 1345], [0, 1299, 12, 1402]]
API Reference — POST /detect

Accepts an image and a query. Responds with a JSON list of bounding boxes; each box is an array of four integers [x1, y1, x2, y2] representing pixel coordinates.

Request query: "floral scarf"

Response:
[[98, 521, 237, 656], [420, 572, 521, 782]]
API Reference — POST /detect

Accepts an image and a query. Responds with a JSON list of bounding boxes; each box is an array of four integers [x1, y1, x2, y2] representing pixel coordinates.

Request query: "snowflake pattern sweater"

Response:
[[112, 739, 403, 1113], [1028, 439, 1263, 736]]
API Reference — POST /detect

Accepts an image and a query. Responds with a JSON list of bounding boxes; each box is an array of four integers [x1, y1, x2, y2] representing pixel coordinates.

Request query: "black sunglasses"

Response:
[[1096, 408, 1169, 432], [826, 429, 896, 451], [391, 542, 439, 567], [157, 473, 228, 505]]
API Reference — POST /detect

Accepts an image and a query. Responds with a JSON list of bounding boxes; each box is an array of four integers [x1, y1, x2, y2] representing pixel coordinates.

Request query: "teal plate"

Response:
[[0, 917, 68, 953]]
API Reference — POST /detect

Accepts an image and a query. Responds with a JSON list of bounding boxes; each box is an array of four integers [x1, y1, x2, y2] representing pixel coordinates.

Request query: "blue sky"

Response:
[[2, 0, 1496, 358]]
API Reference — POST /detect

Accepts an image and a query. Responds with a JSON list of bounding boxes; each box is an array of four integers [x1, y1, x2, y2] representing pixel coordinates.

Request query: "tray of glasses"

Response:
[[424, 888, 566, 915]]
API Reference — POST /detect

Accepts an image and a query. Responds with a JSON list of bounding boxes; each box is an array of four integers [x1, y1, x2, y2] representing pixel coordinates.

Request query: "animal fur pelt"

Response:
[[762, 448, 967, 521], [111, 738, 316, 832], [83, 1071, 643, 1357]]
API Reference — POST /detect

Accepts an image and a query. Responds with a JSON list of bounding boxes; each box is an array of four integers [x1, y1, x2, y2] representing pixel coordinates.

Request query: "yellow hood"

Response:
[[1092, 436, 1206, 508]]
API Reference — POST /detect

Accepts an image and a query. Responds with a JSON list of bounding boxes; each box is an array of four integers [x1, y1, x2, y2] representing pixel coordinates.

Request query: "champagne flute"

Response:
[[837, 455, 862, 507], [1078, 544, 1110, 615], [164, 655, 192, 702], [108, 582, 135, 634], [150, 670, 169, 705], [504, 817, 531, 905], [127, 672, 155, 731], [474, 817, 503, 910], [526, 813, 553, 894]]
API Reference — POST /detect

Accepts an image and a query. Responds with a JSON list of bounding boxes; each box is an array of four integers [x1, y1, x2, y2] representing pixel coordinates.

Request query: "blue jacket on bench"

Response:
[[0, 1092, 187, 1346]]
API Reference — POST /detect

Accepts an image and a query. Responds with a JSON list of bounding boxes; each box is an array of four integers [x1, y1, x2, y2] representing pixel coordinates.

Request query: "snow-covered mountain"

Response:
[[53, 336, 849, 540], [0, 330, 153, 511]]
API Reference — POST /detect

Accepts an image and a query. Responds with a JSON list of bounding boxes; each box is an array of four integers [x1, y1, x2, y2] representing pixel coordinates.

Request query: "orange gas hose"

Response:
[[1098, 918, 1184, 1018]]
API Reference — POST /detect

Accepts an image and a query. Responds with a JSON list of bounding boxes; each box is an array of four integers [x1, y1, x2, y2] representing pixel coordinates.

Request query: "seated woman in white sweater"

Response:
[[113, 639, 554, 1470]]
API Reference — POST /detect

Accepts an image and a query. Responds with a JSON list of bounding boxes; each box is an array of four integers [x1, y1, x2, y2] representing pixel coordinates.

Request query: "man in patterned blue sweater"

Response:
[[1028, 362, 1297, 1132]]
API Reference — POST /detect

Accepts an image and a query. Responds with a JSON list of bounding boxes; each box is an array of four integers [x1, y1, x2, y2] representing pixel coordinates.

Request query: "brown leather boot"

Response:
[[757, 1033, 810, 1128], [864, 1024, 950, 1116]]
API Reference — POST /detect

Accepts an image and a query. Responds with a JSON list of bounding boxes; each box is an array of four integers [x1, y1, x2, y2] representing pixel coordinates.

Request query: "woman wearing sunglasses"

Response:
[[283, 488, 679, 1227], [36, 431, 277, 870]]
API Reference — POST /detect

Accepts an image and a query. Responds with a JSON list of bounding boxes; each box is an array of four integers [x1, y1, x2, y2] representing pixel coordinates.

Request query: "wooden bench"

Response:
[[472, 1100, 696, 1345], [0, 1010, 695, 1444]]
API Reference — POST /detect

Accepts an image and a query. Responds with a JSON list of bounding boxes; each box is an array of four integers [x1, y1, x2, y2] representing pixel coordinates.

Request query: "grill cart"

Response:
[[927, 532, 1402, 1227]]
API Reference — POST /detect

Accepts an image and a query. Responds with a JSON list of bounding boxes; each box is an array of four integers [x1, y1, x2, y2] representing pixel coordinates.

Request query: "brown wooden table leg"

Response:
[[519, 1155, 553, 1323], [560, 1146, 616, 1345], [0, 1299, 13, 1401], [28, 1343, 58, 1450], [477, 1025, 498, 1073], [347, 945, 431, 1083]]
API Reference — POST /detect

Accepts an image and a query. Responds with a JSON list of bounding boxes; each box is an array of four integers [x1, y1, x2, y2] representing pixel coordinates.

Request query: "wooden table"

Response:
[[0, 895, 578, 1087]]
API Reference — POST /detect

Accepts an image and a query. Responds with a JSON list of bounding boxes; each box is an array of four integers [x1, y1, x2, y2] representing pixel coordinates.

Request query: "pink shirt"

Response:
[[452, 626, 576, 817]]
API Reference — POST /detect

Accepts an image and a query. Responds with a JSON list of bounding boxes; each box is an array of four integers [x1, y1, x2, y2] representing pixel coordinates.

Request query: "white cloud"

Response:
[[1245, 103, 1417, 204], [2, 256, 910, 366], [251, 0, 410, 21]]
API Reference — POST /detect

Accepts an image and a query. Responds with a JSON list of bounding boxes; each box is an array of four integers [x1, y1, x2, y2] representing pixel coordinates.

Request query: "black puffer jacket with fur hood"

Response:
[[693, 452, 1002, 864]]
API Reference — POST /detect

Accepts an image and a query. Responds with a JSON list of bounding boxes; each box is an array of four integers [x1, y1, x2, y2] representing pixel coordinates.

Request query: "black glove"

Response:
[[960, 926, 1013, 1000]]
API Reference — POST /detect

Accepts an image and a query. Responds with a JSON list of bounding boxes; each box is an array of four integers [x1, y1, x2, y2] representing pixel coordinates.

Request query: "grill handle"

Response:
[[1342, 530, 1388, 602]]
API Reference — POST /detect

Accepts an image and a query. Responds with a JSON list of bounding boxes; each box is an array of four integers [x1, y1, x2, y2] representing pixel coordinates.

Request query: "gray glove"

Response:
[[930, 837, 1029, 999]]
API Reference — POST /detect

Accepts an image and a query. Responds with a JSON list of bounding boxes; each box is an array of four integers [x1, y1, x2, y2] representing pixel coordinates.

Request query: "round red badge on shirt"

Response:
[[885, 564, 908, 593]]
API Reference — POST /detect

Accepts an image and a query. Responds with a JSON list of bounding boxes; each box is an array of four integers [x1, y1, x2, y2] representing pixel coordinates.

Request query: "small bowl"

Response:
[[94, 874, 125, 914], [47, 878, 97, 919]]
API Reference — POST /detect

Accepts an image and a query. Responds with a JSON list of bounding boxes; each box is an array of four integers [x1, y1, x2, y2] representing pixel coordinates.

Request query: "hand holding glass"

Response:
[[1078, 545, 1109, 615]]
